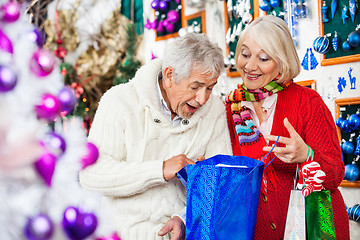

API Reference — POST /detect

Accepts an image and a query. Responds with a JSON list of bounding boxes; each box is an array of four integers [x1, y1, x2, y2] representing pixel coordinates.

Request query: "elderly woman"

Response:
[[79, 33, 232, 240], [226, 15, 349, 240]]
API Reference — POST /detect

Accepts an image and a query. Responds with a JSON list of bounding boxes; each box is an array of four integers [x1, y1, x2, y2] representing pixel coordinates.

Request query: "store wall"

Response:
[[142, 0, 360, 238]]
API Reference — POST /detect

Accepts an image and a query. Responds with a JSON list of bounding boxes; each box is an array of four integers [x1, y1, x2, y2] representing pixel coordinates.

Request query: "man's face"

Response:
[[165, 67, 218, 119]]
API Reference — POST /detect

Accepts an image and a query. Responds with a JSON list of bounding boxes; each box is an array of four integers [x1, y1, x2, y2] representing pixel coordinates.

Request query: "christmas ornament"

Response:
[[81, 142, 99, 169], [259, 0, 271, 12], [158, 0, 168, 11], [340, 119, 351, 132], [348, 67, 357, 89], [322, 0, 329, 23], [348, 30, 360, 47], [270, 0, 280, 8], [0, 65, 17, 92], [336, 115, 345, 127], [331, 0, 338, 18], [34, 152, 57, 187], [151, 0, 160, 10], [144, 19, 152, 30], [309, 48, 318, 70], [62, 206, 98, 240], [156, 20, 164, 33], [341, 5, 349, 24], [313, 35, 330, 54], [337, 76, 346, 93], [0, 1, 21, 23], [344, 163, 359, 181], [58, 86, 77, 114], [24, 213, 54, 240], [29, 49, 56, 77], [96, 233, 122, 240], [29, 28, 45, 48], [354, 135, 360, 155], [294, 3, 308, 19], [43, 132, 66, 157], [342, 40, 351, 51], [0, 28, 13, 54], [167, 9, 180, 23], [332, 31, 339, 51], [349, 0, 356, 23], [35, 93, 61, 121], [348, 113, 360, 130], [347, 204, 360, 222], [342, 140, 355, 154], [301, 49, 309, 70]]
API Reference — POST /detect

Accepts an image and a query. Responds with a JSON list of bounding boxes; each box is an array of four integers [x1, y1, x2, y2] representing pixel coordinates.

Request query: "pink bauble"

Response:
[[81, 142, 99, 169], [34, 152, 57, 187], [35, 93, 61, 121], [167, 10, 180, 23], [156, 20, 165, 33], [0, 29, 13, 54], [96, 232, 122, 240], [151, 19, 158, 30], [30, 49, 56, 77], [165, 22, 175, 32], [145, 19, 152, 30], [0, 1, 21, 23]]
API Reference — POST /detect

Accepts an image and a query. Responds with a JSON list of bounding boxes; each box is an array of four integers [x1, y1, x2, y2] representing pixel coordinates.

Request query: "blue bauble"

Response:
[[0, 65, 17, 92], [348, 31, 360, 47], [259, 0, 271, 12], [270, 0, 280, 8], [313, 36, 330, 54], [340, 119, 351, 132], [348, 114, 360, 130], [336, 116, 344, 127], [342, 140, 355, 154], [342, 41, 351, 51], [344, 164, 359, 182]]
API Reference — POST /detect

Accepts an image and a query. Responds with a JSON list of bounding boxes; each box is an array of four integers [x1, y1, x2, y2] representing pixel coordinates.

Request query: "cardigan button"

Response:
[[182, 119, 189, 125], [154, 119, 161, 123], [262, 195, 268, 203], [270, 222, 277, 230]]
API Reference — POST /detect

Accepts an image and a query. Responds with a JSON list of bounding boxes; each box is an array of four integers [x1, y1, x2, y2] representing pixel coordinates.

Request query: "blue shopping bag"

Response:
[[180, 154, 264, 240]]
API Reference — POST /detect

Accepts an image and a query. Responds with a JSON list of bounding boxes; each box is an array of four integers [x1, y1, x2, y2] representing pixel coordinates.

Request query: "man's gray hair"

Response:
[[162, 33, 225, 83]]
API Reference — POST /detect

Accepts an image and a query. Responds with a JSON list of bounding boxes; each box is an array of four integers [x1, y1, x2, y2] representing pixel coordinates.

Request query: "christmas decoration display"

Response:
[[0, 0, 117, 238]]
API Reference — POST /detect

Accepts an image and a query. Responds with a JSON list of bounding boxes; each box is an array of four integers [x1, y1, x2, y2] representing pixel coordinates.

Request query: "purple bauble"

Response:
[[0, 1, 21, 23], [58, 86, 77, 113], [43, 132, 66, 157], [29, 28, 45, 47], [81, 142, 99, 169], [0, 65, 17, 92], [35, 93, 61, 121], [62, 206, 98, 240], [24, 213, 54, 240], [348, 114, 360, 130], [342, 141, 355, 154], [158, 0, 168, 11], [34, 152, 57, 187], [344, 164, 359, 182], [30, 49, 56, 77], [0, 28, 13, 54], [151, 0, 160, 10], [167, 10, 180, 23]]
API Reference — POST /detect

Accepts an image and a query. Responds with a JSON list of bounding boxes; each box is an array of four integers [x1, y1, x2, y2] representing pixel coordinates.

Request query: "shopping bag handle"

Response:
[[262, 135, 280, 169]]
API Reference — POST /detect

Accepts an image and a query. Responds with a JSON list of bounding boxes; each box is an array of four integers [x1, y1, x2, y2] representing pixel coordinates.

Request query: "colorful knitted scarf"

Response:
[[226, 80, 291, 194]]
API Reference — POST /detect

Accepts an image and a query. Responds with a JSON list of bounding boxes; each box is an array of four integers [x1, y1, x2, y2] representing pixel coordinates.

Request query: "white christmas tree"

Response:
[[0, 1, 119, 239]]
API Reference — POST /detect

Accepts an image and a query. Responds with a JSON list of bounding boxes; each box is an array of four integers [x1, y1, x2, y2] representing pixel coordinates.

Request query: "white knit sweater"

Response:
[[79, 59, 232, 240]]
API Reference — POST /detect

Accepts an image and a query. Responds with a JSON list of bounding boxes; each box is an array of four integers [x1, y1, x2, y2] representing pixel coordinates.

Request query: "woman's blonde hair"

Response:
[[235, 15, 301, 84]]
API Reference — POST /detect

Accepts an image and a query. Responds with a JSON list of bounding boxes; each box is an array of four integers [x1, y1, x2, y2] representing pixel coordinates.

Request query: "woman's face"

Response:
[[237, 31, 281, 90]]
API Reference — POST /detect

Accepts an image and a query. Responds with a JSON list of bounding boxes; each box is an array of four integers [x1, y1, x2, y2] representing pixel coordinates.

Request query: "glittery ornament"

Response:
[[35, 93, 61, 121], [342, 140, 354, 154], [313, 36, 330, 54], [0, 1, 21, 23], [347, 204, 360, 222], [34, 152, 57, 187], [344, 164, 359, 182], [0, 28, 13, 54], [332, 31, 339, 51], [340, 119, 351, 132], [348, 114, 360, 130], [62, 206, 98, 240], [24, 213, 54, 240], [349, 0, 356, 23], [336, 116, 344, 127], [301, 48, 309, 70], [354, 135, 360, 155], [322, 1, 329, 22], [309, 48, 318, 70], [80, 142, 99, 169], [29, 49, 56, 77], [0, 65, 17, 92]]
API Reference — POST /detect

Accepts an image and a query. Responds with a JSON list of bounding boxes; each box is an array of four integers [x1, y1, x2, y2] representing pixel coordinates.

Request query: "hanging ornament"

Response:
[[322, 1, 329, 23], [28, 28, 45, 48], [151, 0, 160, 10], [0, 1, 21, 23], [0, 65, 17, 92], [348, 113, 360, 130], [348, 30, 360, 47], [294, 3, 308, 19], [332, 31, 339, 51], [156, 20, 165, 33], [336, 115, 345, 127], [259, 0, 271, 12], [29, 49, 56, 77], [58, 86, 77, 114], [34, 152, 57, 187], [348, 67, 357, 89], [158, 0, 168, 11], [340, 119, 351, 132], [145, 19, 152, 30], [62, 206, 98, 240], [167, 10, 180, 23], [24, 213, 54, 240], [163, 19, 175, 32], [309, 48, 318, 70], [342, 140, 355, 154], [270, 0, 280, 8], [313, 34, 330, 54], [331, 0, 338, 18], [344, 163, 359, 181], [349, 0, 356, 23], [80, 142, 99, 169], [42, 131, 66, 157], [342, 40, 351, 51], [301, 48, 310, 70], [347, 204, 360, 222], [354, 135, 360, 155], [0, 28, 13, 54], [35, 93, 61, 121], [338, 76, 346, 93], [341, 5, 349, 24]]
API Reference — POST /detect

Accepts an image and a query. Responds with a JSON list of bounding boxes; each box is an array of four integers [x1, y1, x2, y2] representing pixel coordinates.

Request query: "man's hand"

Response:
[[163, 154, 195, 181], [158, 216, 185, 240]]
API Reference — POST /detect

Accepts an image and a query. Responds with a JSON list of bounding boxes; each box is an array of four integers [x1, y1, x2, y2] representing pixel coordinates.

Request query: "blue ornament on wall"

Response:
[[348, 31, 360, 47], [340, 119, 351, 132], [337, 76, 347, 93], [336, 116, 345, 127], [259, 0, 271, 12], [344, 164, 359, 181], [270, 0, 280, 8], [342, 140, 355, 154], [301, 48, 309, 70], [342, 40, 351, 51], [341, 5, 349, 24], [331, 0, 338, 18], [349, 0, 356, 23], [348, 114, 360, 130], [332, 31, 339, 51], [313, 35, 330, 54], [322, 1, 329, 23], [355, 135, 360, 155], [348, 67, 357, 89], [309, 48, 318, 69]]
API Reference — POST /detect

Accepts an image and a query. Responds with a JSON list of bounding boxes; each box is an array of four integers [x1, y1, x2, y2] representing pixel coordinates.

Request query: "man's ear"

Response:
[[163, 66, 174, 88]]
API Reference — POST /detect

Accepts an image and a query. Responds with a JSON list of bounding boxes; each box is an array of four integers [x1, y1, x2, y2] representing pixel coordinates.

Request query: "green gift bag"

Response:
[[305, 190, 336, 240]]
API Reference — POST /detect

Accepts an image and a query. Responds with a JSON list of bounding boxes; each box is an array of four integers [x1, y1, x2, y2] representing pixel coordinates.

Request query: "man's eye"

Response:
[[191, 86, 199, 91]]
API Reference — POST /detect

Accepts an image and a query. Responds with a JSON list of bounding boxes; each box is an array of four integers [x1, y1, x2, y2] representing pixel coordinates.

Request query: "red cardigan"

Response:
[[226, 82, 349, 240]]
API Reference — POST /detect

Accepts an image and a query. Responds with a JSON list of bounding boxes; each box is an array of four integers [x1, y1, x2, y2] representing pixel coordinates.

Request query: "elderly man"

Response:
[[79, 33, 232, 240]]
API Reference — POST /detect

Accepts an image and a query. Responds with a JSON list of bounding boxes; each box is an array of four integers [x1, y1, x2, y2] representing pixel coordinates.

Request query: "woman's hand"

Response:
[[263, 118, 309, 164]]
